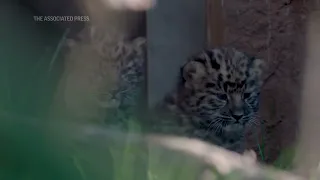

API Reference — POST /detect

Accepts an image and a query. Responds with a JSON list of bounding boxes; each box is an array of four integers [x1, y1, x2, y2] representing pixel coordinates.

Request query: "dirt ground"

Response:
[[222, 0, 310, 162]]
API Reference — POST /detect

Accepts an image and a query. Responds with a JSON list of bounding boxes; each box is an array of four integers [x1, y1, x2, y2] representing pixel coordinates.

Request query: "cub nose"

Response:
[[232, 114, 243, 121]]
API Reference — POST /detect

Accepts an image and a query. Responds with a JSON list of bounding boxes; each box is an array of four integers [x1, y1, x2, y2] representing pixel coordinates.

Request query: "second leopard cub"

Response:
[[151, 47, 265, 154]]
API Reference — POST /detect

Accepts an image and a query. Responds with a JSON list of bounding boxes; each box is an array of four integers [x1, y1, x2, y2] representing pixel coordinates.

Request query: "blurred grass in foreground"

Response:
[[0, 111, 296, 180], [0, 112, 208, 180]]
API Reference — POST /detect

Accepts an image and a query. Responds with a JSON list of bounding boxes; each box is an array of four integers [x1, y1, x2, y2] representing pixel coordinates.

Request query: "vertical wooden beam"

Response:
[[147, 0, 206, 107], [206, 0, 225, 48], [294, 9, 320, 178]]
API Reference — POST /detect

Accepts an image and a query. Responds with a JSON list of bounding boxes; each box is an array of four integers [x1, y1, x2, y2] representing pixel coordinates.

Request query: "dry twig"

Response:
[[147, 135, 305, 180]]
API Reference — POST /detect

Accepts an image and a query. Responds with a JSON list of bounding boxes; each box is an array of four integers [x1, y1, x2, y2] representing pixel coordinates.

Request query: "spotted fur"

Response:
[[100, 37, 146, 126], [115, 37, 146, 108], [153, 47, 265, 153]]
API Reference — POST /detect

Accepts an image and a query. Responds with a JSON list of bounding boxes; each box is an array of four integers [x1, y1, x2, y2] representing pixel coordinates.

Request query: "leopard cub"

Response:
[[151, 47, 265, 154]]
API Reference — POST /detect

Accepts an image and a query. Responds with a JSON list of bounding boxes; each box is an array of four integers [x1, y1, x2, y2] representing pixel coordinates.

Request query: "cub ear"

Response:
[[181, 60, 207, 83], [248, 58, 267, 87], [252, 58, 267, 80]]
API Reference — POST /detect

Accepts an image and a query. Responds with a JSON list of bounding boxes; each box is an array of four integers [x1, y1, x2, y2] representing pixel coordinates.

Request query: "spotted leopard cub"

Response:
[[154, 47, 265, 154], [99, 37, 146, 127]]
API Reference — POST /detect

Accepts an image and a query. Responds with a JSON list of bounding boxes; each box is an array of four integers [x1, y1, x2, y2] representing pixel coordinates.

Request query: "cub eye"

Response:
[[243, 93, 251, 99], [217, 94, 227, 100], [206, 83, 215, 88]]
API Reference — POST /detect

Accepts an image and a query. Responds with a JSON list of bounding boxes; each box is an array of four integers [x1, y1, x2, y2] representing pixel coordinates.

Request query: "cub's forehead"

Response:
[[182, 47, 265, 91], [211, 47, 247, 63], [212, 48, 250, 69], [204, 48, 264, 91], [202, 48, 252, 80]]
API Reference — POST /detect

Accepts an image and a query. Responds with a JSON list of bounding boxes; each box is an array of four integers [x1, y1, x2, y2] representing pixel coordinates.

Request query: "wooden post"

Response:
[[293, 9, 320, 178], [147, 0, 206, 107], [206, 0, 225, 48]]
